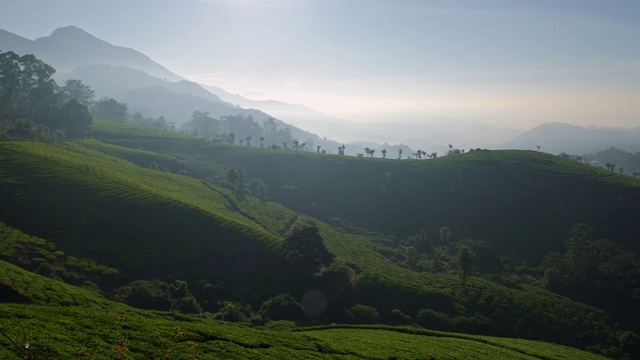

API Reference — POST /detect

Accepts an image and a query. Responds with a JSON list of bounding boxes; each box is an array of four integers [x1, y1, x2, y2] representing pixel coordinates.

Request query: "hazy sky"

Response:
[[2, 0, 640, 128]]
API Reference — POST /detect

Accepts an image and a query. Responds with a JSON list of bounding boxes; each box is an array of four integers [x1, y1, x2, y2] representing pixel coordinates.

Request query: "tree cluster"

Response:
[[281, 224, 334, 270], [0, 50, 97, 138]]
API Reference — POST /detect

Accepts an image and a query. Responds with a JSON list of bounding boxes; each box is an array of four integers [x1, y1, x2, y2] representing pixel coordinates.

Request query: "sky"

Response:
[[1, 0, 640, 129]]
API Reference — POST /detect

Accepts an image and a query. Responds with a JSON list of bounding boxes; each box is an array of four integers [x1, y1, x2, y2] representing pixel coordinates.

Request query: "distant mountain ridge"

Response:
[[0, 26, 183, 81], [0, 26, 353, 152], [498, 122, 640, 154]]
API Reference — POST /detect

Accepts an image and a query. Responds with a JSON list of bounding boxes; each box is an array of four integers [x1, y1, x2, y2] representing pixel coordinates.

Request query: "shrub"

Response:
[[416, 309, 453, 331], [259, 293, 305, 321], [388, 309, 413, 325], [215, 303, 248, 322], [250, 313, 266, 326], [179, 296, 203, 314], [35, 262, 55, 277], [349, 304, 380, 324]]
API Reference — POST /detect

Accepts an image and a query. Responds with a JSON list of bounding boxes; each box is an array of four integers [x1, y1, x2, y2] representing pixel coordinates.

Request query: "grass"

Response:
[[150, 141, 640, 261], [0, 128, 633, 356], [0, 259, 607, 360], [90, 121, 195, 139]]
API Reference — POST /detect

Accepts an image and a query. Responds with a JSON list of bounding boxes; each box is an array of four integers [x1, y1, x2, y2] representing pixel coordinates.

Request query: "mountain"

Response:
[[0, 26, 183, 81], [203, 83, 523, 150], [0, 29, 31, 53], [499, 122, 640, 154]]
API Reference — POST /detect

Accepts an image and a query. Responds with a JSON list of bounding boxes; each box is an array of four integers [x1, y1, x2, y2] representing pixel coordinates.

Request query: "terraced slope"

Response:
[[130, 140, 640, 261], [0, 137, 617, 351], [0, 261, 606, 359], [0, 141, 306, 296]]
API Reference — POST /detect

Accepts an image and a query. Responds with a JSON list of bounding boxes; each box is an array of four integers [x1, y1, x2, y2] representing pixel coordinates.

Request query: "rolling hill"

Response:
[[105, 131, 640, 262], [3, 122, 638, 357], [0, 259, 608, 359], [498, 122, 640, 154]]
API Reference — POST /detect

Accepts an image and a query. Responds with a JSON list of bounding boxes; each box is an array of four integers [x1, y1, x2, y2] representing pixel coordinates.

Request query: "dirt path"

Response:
[[280, 214, 301, 237]]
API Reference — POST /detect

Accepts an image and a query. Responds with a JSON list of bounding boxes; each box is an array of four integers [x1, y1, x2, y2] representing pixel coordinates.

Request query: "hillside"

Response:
[[0, 261, 607, 359], [499, 122, 640, 154], [107, 133, 640, 262], [1, 123, 640, 357], [0, 140, 316, 298]]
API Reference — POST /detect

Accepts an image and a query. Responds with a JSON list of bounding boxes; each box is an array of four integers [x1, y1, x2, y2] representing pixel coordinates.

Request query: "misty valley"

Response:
[[1, 24, 640, 360]]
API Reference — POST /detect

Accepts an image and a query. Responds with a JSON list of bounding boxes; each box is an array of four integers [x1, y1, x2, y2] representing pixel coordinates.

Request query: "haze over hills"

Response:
[[499, 122, 640, 155], [0, 26, 523, 152], [3, 21, 640, 357], [2, 25, 640, 157]]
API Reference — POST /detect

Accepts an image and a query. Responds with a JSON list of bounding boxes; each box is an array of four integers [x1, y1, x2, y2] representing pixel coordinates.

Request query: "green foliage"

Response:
[[0, 50, 58, 123], [90, 97, 128, 122], [1, 131, 637, 357], [348, 304, 380, 324], [541, 224, 640, 328], [226, 165, 246, 192], [456, 245, 476, 286], [281, 225, 334, 270], [259, 293, 305, 321], [48, 98, 93, 135], [388, 308, 413, 325], [215, 302, 251, 322], [60, 79, 94, 106], [90, 121, 192, 139], [248, 178, 269, 201]]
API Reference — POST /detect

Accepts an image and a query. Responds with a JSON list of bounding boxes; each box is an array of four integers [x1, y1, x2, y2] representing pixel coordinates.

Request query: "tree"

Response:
[[0, 50, 59, 122], [456, 245, 476, 286], [338, 144, 346, 155], [281, 224, 334, 269], [226, 166, 246, 192], [245, 135, 251, 147], [439, 227, 453, 245], [50, 98, 93, 136], [405, 246, 418, 268], [398, 148, 403, 160], [381, 149, 387, 158], [60, 79, 94, 106], [90, 97, 128, 122], [248, 178, 268, 201]]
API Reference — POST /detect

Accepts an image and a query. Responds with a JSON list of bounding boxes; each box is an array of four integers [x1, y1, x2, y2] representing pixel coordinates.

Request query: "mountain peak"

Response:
[[45, 26, 103, 44]]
